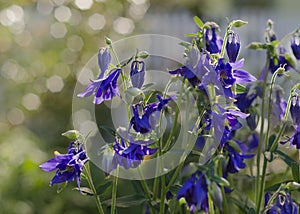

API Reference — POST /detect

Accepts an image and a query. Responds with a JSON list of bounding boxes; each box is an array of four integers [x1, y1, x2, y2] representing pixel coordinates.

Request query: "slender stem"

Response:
[[208, 191, 215, 214], [255, 54, 270, 209], [159, 175, 166, 214], [163, 79, 185, 151], [218, 157, 228, 214], [83, 164, 105, 214], [111, 166, 119, 214]]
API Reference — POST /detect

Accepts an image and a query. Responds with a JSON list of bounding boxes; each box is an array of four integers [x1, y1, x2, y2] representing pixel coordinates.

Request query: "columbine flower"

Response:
[[290, 95, 300, 125], [130, 94, 173, 134], [281, 96, 300, 148], [291, 34, 300, 60], [97, 47, 111, 78], [177, 171, 209, 213], [271, 90, 287, 125], [169, 47, 207, 87], [264, 192, 298, 214], [234, 90, 257, 112], [226, 32, 240, 63], [223, 141, 254, 177], [78, 69, 121, 105], [216, 58, 257, 88], [130, 60, 145, 89], [40, 142, 88, 189], [112, 137, 157, 170], [209, 105, 249, 145], [269, 47, 293, 74], [205, 27, 223, 54]]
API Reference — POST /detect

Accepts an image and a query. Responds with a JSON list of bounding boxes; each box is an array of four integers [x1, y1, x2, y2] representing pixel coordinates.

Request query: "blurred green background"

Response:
[[0, 0, 300, 213]]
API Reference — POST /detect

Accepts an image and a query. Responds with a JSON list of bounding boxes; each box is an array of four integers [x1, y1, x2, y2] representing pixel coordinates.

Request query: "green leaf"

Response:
[[267, 134, 276, 151], [61, 130, 81, 140], [169, 184, 182, 196], [230, 20, 248, 28], [56, 181, 68, 194], [103, 194, 147, 208], [179, 41, 192, 48], [73, 187, 94, 195], [236, 84, 247, 94], [184, 33, 198, 37], [99, 125, 116, 136], [138, 51, 149, 59], [210, 175, 230, 187], [126, 87, 143, 97], [276, 150, 298, 166], [247, 42, 268, 50], [291, 162, 300, 182], [96, 180, 112, 195], [193, 16, 204, 28]]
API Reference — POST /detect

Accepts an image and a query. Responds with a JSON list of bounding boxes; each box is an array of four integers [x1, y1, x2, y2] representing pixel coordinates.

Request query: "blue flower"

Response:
[[291, 34, 300, 60], [78, 69, 121, 105], [177, 171, 209, 213], [205, 27, 223, 54], [264, 192, 298, 214], [269, 48, 293, 74], [216, 58, 257, 89], [281, 96, 300, 149], [223, 141, 254, 177], [112, 137, 157, 170], [271, 90, 287, 125], [40, 142, 88, 189], [130, 60, 145, 89], [290, 95, 300, 125], [130, 94, 173, 134], [226, 32, 240, 63], [234, 91, 257, 112], [97, 47, 111, 79]]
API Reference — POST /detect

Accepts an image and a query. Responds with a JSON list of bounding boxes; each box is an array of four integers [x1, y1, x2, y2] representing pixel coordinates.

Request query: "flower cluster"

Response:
[[40, 17, 300, 214]]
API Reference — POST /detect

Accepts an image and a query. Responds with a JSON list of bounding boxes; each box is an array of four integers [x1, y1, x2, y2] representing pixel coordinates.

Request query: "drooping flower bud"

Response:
[[291, 34, 300, 60], [205, 27, 223, 54], [290, 95, 300, 125], [98, 47, 111, 79], [130, 60, 145, 89], [226, 32, 240, 62]]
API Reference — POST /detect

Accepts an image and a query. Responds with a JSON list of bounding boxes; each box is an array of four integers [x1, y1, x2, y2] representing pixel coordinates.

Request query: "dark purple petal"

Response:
[[226, 32, 240, 62]]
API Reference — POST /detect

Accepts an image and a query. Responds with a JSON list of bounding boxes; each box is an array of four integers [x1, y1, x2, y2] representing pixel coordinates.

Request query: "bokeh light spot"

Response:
[[22, 93, 41, 111], [75, 0, 93, 10], [50, 22, 67, 38], [46, 75, 64, 93], [7, 108, 25, 125], [88, 13, 106, 30], [113, 17, 135, 35]]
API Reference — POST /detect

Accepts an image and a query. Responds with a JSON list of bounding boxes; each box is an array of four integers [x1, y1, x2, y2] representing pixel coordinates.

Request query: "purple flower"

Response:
[[112, 137, 157, 170], [97, 47, 111, 79], [205, 27, 223, 54], [226, 32, 240, 63], [234, 91, 257, 112], [130, 60, 145, 89], [216, 58, 257, 89], [291, 34, 300, 60], [264, 192, 298, 214], [77, 69, 121, 105], [271, 90, 287, 125], [177, 171, 209, 213], [40, 142, 88, 189], [269, 48, 293, 74], [290, 95, 300, 125], [130, 94, 173, 134], [281, 96, 300, 149], [223, 141, 254, 177]]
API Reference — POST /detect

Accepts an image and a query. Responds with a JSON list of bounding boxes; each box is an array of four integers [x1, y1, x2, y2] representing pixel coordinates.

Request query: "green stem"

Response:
[[208, 191, 215, 214], [159, 175, 166, 214], [218, 157, 228, 214], [111, 166, 119, 214], [83, 164, 105, 214], [255, 54, 270, 209], [256, 67, 280, 213]]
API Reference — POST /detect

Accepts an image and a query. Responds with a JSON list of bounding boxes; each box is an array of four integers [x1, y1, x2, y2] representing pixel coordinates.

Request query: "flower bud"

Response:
[[290, 95, 300, 125], [130, 60, 145, 89], [226, 32, 240, 62], [291, 34, 300, 60]]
